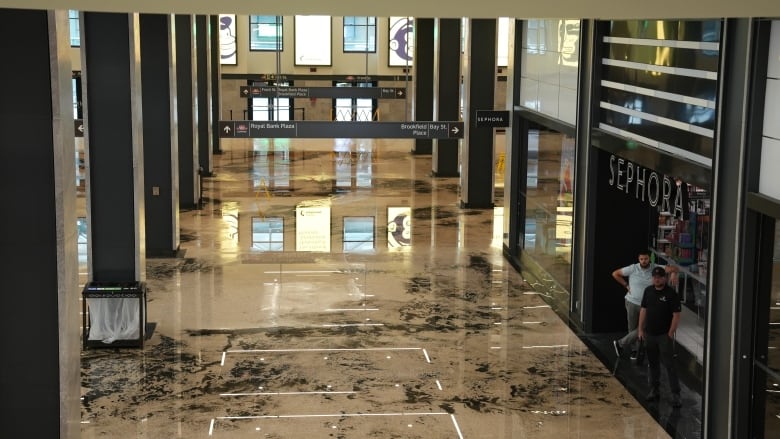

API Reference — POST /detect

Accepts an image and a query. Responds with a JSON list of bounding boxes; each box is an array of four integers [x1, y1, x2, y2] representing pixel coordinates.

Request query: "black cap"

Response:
[[652, 267, 666, 277]]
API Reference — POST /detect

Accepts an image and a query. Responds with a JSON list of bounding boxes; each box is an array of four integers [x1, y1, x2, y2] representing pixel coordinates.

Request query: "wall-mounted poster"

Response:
[[294, 15, 332, 66], [387, 207, 411, 248], [388, 17, 414, 67], [219, 14, 237, 65]]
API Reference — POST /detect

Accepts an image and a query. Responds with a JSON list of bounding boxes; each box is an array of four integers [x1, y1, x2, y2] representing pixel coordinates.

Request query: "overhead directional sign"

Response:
[[219, 121, 464, 139], [475, 110, 510, 128], [240, 86, 407, 99], [74, 119, 84, 137]]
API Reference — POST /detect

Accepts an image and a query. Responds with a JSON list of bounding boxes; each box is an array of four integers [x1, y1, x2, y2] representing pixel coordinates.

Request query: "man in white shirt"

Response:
[[611, 251, 678, 361]]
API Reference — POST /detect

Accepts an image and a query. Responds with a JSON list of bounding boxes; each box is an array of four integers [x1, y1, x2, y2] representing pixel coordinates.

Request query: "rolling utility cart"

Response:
[[82, 281, 147, 349]]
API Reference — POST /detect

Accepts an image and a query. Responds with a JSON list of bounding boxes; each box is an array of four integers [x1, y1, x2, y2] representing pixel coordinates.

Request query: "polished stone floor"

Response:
[[79, 138, 671, 438]]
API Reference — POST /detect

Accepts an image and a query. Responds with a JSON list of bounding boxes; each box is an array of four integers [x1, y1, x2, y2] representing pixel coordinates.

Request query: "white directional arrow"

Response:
[[397, 89, 404, 97], [78, 124, 84, 133], [223, 125, 232, 134], [241, 89, 249, 96], [451, 126, 460, 135]]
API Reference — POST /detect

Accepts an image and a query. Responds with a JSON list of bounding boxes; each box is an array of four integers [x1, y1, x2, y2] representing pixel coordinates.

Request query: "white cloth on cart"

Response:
[[87, 297, 141, 343]]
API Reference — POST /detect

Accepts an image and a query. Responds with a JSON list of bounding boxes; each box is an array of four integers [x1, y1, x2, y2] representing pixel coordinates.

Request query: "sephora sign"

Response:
[[608, 155, 688, 220]]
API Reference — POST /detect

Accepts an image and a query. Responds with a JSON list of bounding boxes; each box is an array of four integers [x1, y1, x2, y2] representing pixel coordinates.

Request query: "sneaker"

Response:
[[646, 388, 660, 401], [613, 340, 623, 357], [630, 351, 638, 360], [671, 393, 682, 408]]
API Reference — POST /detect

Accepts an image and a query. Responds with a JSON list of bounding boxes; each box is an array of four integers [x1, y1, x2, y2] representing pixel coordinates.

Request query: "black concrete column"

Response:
[[503, 19, 523, 259], [140, 14, 180, 258], [82, 12, 145, 281], [460, 19, 497, 208], [175, 14, 198, 208], [432, 18, 460, 177], [210, 15, 222, 155], [572, 19, 599, 328], [195, 15, 213, 176], [704, 18, 755, 439], [413, 18, 434, 155], [0, 9, 80, 437]]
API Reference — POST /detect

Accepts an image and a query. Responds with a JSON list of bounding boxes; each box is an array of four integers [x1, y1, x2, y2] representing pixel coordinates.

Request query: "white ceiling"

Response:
[[2, 0, 779, 19]]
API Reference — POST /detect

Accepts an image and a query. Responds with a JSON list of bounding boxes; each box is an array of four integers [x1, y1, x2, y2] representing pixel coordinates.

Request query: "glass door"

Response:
[[250, 80, 291, 121], [333, 81, 376, 121]]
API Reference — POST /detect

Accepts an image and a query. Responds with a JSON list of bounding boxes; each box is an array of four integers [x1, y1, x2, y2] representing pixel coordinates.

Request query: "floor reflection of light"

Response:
[[269, 280, 280, 326], [491, 206, 504, 248], [216, 411, 450, 421], [220, 390, 356, 397], [531, 410, 568, 415], [450, 414, 464, 439]]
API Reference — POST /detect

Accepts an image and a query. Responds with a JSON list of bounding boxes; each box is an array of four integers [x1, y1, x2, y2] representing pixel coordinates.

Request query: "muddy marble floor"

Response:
[[80, 138, 669, 438]]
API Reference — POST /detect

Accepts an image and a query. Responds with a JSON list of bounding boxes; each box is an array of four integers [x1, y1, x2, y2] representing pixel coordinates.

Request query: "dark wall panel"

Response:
[[435, 18, 461, 176], [176, 14, 197, 207], [140, 14, 175, 256], [413, 18, 434, 154], [195, 15, 212, 174], [83, 12, 137, 281], [599, 19, 721, 164], [607, 19, 722, 42], [464, 19, 496, 208], [591, 148, 654, 332], [0, 9, 60, 437]]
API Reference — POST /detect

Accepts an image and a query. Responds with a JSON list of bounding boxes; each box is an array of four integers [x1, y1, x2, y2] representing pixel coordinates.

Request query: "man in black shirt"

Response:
[[638, 266, 682, 408]]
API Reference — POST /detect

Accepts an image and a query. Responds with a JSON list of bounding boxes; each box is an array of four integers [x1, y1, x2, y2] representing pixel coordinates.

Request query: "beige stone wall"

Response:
[[221, 79, 248, 120]]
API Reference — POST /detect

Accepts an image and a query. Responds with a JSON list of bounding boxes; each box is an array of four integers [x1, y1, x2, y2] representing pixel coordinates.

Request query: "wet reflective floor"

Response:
[[80, 138, 671, 438]]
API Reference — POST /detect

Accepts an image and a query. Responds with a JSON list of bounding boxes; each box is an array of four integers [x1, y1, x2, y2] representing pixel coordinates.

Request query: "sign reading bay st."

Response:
[[219, 121, 464, 139], [240, 86, 407, 99]]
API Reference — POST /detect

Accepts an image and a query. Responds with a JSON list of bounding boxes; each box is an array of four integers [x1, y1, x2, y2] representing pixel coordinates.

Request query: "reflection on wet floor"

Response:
[[80, 138, 671, 438]]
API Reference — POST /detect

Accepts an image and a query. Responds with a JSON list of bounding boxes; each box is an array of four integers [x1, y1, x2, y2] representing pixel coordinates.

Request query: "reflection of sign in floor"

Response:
[[387, 207, 411, 248], [218, 121, 464, 139], [75, 119, 84, 137], [296, 204, 331, 252]]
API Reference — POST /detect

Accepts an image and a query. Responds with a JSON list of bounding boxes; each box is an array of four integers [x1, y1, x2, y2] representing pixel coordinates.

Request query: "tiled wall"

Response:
[[518, 19, 580, 125], [760, 20, 780, 200]]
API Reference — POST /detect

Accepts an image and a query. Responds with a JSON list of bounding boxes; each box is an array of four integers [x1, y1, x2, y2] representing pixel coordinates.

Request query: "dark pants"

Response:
[[644, 333, 680, 394]]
